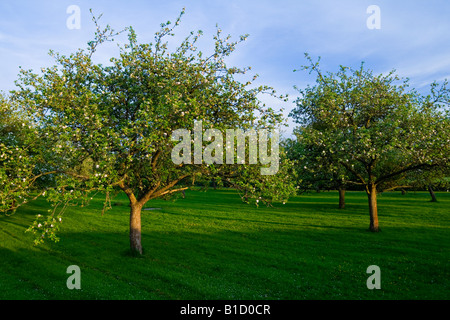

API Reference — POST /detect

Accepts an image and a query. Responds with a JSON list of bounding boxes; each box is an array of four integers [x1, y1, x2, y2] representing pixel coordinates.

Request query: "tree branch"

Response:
[[375, 163, 437, 185], [152, 150, 162, 172], [381, 185, 412, 193], [158, 187, 189, 197], [339, 160, 367, 185], [117, 180, 138, 205], [138, 180, 161, 205], [142, 174, 190, 204]]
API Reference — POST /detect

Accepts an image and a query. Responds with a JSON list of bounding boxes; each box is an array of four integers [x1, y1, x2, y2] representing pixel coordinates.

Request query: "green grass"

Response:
[[1, 189, 449, 300]]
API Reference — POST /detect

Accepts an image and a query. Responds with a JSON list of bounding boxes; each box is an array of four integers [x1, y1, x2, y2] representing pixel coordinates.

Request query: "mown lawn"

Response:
[[0, 189, 449, 300]]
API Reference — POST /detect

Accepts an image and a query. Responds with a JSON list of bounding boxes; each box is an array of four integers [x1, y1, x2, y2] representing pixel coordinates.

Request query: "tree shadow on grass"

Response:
[[1, 221, 449, 300]]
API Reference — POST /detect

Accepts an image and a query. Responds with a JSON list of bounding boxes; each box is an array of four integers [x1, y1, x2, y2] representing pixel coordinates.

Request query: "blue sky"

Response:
[[1, 0, 450, 136]]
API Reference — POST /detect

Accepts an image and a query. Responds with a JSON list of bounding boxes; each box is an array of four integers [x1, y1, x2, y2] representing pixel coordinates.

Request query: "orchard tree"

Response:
[[290, 54, 450, 232], [283, 130, 355, 209], [10, 10, 293, 254], [403, 164, 450, 201]]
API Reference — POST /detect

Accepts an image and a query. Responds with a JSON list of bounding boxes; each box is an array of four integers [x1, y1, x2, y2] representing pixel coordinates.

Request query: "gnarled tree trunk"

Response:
[[129, 203, 143, 254], [119, 181, 144, 255], [338, 187, 345, 209], [428, 185, 437, 202], [367, 184, 379, 232]]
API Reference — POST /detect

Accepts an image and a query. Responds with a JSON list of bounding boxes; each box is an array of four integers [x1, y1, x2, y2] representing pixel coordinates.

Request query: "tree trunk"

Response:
[[428, 185, 437, 202], [367, 184, 379, 232], [338, 187, 345, 209], [130, 203, 143, 254]]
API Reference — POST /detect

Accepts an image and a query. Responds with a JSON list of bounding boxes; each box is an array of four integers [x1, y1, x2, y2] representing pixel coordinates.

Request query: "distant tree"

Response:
[[403, 165, 450, 201], [9, 10, 294, 254], [284, 129, 356, 209], [227, 147, 297, 207], [290, 54, 450, 232]]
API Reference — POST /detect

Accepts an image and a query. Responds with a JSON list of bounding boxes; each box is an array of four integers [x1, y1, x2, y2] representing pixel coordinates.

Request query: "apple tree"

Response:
[[10, 10, 294, 253], [290, 55, 450, 232]]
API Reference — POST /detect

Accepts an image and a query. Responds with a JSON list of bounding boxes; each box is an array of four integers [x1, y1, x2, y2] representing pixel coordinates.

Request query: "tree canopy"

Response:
[[5, 10, 295, 253], [289, 54, 450, 231]]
